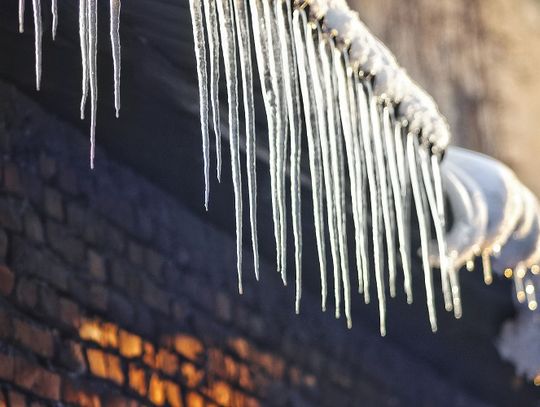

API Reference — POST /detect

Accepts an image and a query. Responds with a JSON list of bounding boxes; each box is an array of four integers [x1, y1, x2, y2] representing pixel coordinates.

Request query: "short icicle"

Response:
[[79, 0, 89, 120], [202, 0, 222, 180], [32, 0, 42, 91], [407, 133, 437, 332], [19, 0, 25, 33], [358, 79, 386, 335], [188, 0, 210, 209], [51, 0, 58, 40], [293, 9, 328, 312], [88, 0, 98, 169], [233, 0, 259, 280], [216, 0, 243, 293], [110, 0, 121, 118]]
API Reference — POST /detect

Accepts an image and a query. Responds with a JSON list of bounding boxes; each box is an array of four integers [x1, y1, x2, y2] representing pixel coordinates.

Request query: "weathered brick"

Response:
[[128, 241, 144, 267], [88, 249, 106, 282], [0, 390, 7, 407], [62, 379, 101, 407], [107, 291, 134, 326], [145, 249, 164, 281], [111, 259, 140, 298], [39, 153, 57, 180], [14, 319, 55, 358], [14, 357, 61, 399], [3, 163, 23, 195], [60, 297, 81, 329], [215, 291, 232, 322], [66, 202, 87, 234], [89, 284, 108, 312], [0, 229, 8, 259], [39, 284, 60, 320], [57, 340, 86, 374], [148, 374, 166, 406], [16, 277, 38, 309], [47, 220, 85, 264], [0, 353, 14, 381], [58, 167, 78, 196], [156, 349, 178, 376], [24, 210, 44, 243], [165, 381, 183, 407], [142, 280, 169, 314], [7, 390, 25, 407], [0, 198, 22, 232], [174, 335, 204, 362], [0, 266, 14, 297], [0, 309, 12, 339], [119, 330, 142, 358], [44, 187, 64, 221], [87, 349, 124, 385], [128, 364, 147, 396]]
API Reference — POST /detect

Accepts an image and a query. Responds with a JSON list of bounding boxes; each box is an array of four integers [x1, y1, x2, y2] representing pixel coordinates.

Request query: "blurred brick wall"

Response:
[[0, 79, 493, 407]]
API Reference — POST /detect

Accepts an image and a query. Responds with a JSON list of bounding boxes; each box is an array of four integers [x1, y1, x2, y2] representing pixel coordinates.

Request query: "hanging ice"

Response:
[[32, 0, 42, 91], [189, 0, 210, 209], [88, 0, 98, 169], [216, 0, 244, 293], [202, 0, 222, 180], [79, 0, 89, 120], [110, 0, 121, 118], [51, 0, 58, 40], [19, 0, 25, 33]]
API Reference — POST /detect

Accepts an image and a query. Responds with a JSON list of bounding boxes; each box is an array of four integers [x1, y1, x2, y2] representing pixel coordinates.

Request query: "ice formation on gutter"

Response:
[[13, 0, 539, 349]]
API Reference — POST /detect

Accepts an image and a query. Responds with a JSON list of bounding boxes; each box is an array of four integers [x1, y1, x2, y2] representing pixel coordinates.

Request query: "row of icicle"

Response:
[[18, 0, 121, 169], [188, 0, 459, 335], [16, 1, 536, 336]]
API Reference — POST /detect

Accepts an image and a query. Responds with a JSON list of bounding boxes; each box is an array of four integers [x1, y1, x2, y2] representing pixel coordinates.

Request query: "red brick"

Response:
[[128, 364, 147, 396], [0, 265, 15, 296], [57, 340, 86, 374], [60, 297, 80, 329], [0, 391, 6, 407], [14, 319, 55, 358], [62, 379, 101, 407], [87, 349, 124, 385], [8, 390, 25, 407], [156, 349, 178, 376], [0, 353, 14, 381], [148, 374, 166, 406], [14, 357, 61, 399], [119, 330, 142, 358]]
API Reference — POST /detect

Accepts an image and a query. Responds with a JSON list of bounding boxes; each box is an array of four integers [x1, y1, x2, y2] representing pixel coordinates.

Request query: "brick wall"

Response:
[[0, 80, 493, 407]]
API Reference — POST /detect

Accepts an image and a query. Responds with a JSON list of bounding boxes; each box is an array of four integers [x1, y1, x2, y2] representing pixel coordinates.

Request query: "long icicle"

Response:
[[189, 0, 210, 209], [233, 0, 259, 280], [293, 9, 327, 311], [202, 0, 222, 180], [319, 37, 342, 316], [310, 30, 341, 318], [407, 133, 437, 332], [32, 0, 42, 91], [250, 0, 281, 277], [333, 46, 357, 328], [366, 82, 397, 298], [216, 0, 243, 293], [110, 0, 121, 118], [262, 0, 286, 282], [419, 145, 452, 311], [383, 107, 413, 303], [394, 120, 413, 301], [88, 0, 98, 169], [79, 0, 89, 120], [358, 79, 386, 335], [51, 0, 58, 40], [432, 154, 462, 317], [277, 0, 303, 310]]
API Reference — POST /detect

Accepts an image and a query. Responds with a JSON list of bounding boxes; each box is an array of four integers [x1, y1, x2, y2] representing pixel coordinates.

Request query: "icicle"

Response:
[[249, 0, 281, 277], [262, 0, 287, 283], [293, 9, 328, 312], [88, 0, 98, 169], [189, 0, 210, 208], [79, 0, 89, 120], [32, 0, 42, 91], [319, 37, 343, 315], [432, 154, 461, 317], [216, 0, 243, 293], [51, 0, 58, 40], [407, 132, 437, 332], [110, 0, 121, 118], [202, 0, 222, 180], [309, 30, 341, 318], [232, 0, 259, 281], [19, 0, 25, 33], [357, 80, 386, 335], [393, 120, 413, 302], [366, 82, 397, 299], [482, 250, 493, 285], [419, 145, 452, 311], [277, 0, 303, 311], [383, 108, 412, 303], [333, 46, 358, 328]]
